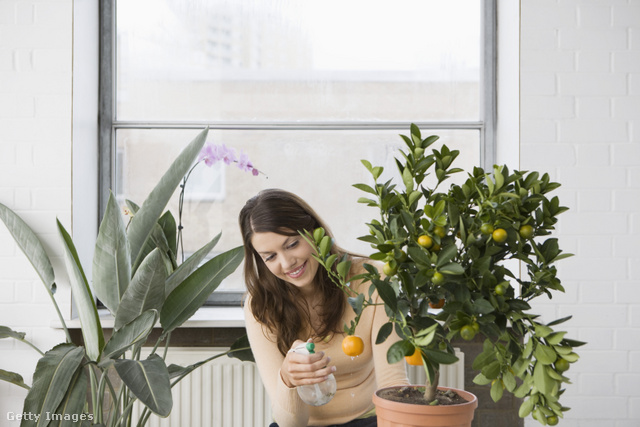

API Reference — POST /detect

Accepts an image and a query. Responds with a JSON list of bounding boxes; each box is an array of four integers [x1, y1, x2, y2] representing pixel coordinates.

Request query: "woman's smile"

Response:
[[286, 261, 307, 279]]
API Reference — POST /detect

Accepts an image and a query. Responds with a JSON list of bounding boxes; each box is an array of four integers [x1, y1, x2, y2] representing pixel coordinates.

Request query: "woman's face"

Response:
[[251, 231, 320, 292]]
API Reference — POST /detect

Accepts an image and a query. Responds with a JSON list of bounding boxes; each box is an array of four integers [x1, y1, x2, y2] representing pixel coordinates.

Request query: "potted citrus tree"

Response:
[[306, 124, 584, 426], [0, 128, 254, 427]]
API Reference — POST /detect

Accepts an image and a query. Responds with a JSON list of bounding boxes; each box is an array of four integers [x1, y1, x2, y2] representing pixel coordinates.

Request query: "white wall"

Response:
[[0, 0, 73, 423], [521, 0, 640, 426], [0, 0, 639, 426]]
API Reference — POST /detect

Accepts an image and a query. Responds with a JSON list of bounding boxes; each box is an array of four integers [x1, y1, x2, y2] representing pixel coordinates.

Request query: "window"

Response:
[[100, 0, 496, 304]]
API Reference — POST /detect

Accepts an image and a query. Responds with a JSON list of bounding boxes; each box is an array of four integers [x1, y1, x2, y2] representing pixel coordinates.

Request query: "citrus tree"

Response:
[[307, 124, 584, 425]]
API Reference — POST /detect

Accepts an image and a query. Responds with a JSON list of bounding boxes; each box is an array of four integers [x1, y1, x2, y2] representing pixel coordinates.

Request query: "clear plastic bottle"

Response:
[[292, 342, 337, 406]]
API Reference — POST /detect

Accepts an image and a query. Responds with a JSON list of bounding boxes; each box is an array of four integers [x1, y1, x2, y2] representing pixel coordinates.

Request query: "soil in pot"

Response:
[[377, 386, 467, 406]]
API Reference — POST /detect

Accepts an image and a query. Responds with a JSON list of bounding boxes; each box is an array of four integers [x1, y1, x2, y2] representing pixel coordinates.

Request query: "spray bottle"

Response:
[[291, 342, 337, 406]]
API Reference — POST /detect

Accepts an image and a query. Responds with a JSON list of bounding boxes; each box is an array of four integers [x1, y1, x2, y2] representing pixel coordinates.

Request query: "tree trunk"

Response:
[[423, 370, 439, 402]]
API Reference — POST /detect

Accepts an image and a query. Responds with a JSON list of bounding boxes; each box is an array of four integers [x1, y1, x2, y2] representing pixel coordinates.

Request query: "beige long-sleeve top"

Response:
[[243, 277, 409, 427]]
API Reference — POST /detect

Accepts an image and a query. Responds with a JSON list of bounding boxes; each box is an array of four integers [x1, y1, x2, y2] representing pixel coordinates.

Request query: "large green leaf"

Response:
[[0, 203, 55, 290], [114, 354, 172, 417], [114, 249, 167, 330], [0, 369, 30, 390], [160, 246, 243, 333], [50, 366, 88, 427], [127, 128, 208, 270], [57, 220, 104, 361], [101, 310, 158, 362], [164, 232, 221, 296], [92, 192, 131, 315], [21, 344, 85, 427]]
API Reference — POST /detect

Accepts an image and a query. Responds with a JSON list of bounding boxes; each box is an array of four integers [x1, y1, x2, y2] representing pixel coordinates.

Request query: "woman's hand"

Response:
[[280, 340, 336, 388]]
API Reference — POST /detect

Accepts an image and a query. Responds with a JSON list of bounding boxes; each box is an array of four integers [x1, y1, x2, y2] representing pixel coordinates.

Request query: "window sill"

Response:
[[52, 306, 246, 330]]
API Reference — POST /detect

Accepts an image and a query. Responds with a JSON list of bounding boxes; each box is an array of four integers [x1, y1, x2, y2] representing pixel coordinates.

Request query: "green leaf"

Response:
[[473, 373, 492, 385], [128, 128, 208, 269], [21, 344, 85, 427], [490, 379, 504, 402], [473, 298, 495, 315], [422, 348, 459, 365], [439, 262, 464, 275], [436, 244, 458, 268], [336, 260, 352, 281], [372, 279, 397, 313], [319, 235, 331, 258], [408, 191, 422, 206], [0, 369, 30, 390], [102, 310, 158, 361], [114, 354, 172, 417], [51, 365, 88, 427], [158, 210, 178, 256], [387, 340, 414, 364], [352, 183, 377, 195], [402, 167, 414, 192], [115, 249, 167, 330], [57, 220, 104, 361], [533, 360, 554, 395], [534, 343, 557, 365], [161, 246, 243, 333], [0, 203, 56, 292], [92, 191, 131, 316], [376, 322, 393, 344], [165, 232, 221, 296], [519, 397, 536, 418], [227, 334, 254, 362], [503, 370, 517, 392]]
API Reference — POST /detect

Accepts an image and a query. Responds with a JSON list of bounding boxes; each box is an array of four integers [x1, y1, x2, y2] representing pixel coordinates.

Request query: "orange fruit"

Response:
[[432, 271, 445, 285], [429, 298, 445, 309], [382, 262, 397, 276], [417, 235, 433, 248], [519, 224, 534, 239], [434, 226, 446, 238], [342, 335, 365, 357], [492, 228, 508, 243], [405, 347, 423, 366], [460, 325, 476, 341], [555, 358, 570, 372], [480, 223, 494, 235]]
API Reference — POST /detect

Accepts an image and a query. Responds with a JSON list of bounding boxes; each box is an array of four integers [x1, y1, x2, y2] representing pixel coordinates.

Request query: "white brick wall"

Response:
[[0, 0, 638, 426], [0, 0, 71, 424], [522, 1, 640, 426]]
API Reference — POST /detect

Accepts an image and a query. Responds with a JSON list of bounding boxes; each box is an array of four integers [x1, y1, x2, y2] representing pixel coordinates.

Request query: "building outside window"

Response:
[[101, 0, 496, 304]]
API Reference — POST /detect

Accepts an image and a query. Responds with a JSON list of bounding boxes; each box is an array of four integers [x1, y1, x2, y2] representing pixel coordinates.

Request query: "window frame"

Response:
[[98, 0, 497, 306]]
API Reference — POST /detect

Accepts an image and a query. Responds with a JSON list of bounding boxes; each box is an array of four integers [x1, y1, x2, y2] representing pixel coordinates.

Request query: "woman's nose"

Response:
[[281, 255, 296, 272]]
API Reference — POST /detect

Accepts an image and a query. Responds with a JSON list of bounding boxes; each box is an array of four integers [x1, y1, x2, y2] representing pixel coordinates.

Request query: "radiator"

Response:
[[134, 347, 464, 427]]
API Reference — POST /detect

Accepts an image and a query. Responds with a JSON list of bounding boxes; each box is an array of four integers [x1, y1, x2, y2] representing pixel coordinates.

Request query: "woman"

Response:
[[239, 189, 409, 427]]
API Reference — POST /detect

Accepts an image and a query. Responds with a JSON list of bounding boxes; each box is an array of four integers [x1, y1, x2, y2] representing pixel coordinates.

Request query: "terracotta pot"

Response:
[[372, 386, 478, 427]]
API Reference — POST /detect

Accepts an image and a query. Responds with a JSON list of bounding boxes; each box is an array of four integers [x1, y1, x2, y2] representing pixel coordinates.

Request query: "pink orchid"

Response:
[[197, 142, 261, 176]]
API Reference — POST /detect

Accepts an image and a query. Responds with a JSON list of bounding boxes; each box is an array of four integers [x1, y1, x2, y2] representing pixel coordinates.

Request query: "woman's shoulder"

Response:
[[346, 256, 383, 293]]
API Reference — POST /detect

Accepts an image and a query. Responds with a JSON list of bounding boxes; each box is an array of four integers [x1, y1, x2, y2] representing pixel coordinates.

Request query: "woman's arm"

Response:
[[244, 300, 335, 427]]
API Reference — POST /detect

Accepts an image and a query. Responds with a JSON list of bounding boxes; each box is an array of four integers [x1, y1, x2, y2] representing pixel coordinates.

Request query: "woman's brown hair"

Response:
[[239, 189, 349, 356]]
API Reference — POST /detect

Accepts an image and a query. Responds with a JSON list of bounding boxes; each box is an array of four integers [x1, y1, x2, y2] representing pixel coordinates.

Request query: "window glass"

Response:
[[116, 0, 480, 122], [110, 0, 486, 298]]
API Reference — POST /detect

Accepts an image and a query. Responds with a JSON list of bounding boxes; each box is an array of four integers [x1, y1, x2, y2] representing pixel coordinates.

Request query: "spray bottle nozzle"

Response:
[[306, 342, 315, 354]]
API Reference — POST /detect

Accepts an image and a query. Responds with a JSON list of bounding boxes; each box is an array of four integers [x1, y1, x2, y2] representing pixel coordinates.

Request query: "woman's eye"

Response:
[[264, 254, 274, 262], [287, 240, 299, 249]]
